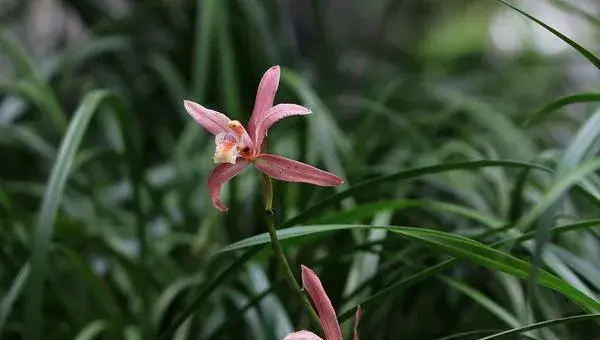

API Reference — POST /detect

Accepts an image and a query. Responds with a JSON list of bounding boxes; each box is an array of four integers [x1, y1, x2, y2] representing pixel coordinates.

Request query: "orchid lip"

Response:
[[214, 132, 239, 164]]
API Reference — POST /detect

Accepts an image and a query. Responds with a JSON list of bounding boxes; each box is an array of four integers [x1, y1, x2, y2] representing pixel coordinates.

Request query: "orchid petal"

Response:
[[353, 306, 362, 340], [184, 100, 231, 135], [248, 65, 280, 141], [300, 265, 343, 340], [283, 331, 324, 340], [253, 104, 311, 147], [254, 154, 343, 187], [207, 160, 249, 211]]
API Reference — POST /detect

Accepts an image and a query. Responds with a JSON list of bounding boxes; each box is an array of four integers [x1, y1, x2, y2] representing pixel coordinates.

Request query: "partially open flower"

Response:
[[284, 265, 361, 340], [183, 65, 344, 211]]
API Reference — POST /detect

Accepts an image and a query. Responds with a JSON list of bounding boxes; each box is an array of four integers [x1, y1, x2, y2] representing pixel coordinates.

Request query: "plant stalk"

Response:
[[261, 173, 321, 329]]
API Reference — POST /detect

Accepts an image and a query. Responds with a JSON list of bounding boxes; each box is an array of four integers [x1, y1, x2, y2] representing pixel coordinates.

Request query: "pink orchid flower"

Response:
[[284, 265, 361, 340], [183, 66, 343, 212]]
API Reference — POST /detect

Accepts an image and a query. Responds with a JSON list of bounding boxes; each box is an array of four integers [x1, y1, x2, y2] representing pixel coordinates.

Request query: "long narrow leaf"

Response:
[[525, 93, 600, 126], [496, 0, 600, 70], [24, 90, 121, 340], [284, 160, 550, 227], [0, 263, 30, 337], [477, 314, 600, 340]]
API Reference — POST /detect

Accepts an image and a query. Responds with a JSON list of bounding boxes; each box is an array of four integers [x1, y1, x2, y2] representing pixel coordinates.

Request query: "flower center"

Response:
[[229, 120, 254, 160], [213, 120, 255, 164], [213, 132, 239, 164]]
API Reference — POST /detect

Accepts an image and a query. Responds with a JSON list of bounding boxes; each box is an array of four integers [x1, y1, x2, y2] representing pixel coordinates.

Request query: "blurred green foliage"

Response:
[[2, 0, 600, 339]]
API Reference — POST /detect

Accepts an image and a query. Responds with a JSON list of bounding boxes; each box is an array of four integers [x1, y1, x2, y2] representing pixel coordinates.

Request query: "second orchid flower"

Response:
[[284, 265, 361, 340]]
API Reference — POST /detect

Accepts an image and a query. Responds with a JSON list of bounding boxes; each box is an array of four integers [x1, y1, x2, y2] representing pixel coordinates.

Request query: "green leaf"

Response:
[[73, 320, 110, 340], [0, 124, 55, 160], [0, 185, 11, 213], [516, 157, 600, 232], [339, 219, 600, 322], [313, 199, 504, 228], [191, 0, 217, 99], [227, 290, 268, 340], [205, 288, 276, 340], [434, 89, 535, 159], [477, 314, 600, 340], [434, 330, 511, 340], [159, 248, 262, 340], [0, 80, 66, 132], [55, 245, 124, 326], [56, 36, 130, 73], [391, 228, 600, 313], [152, 274, 204, 328], [0, 263, 30, 337], [238, 0, 279, 63], [0, 36, 130, 125], [495, 0, 600, 70], [148, 54, 187, 118], [216, 0, 241, 119], [218, 221, 600, 323], [336, 95, 429, 147], [219, 218, 600, 256], [243, 264, 292, 339], [441, 276, 521, 328], [527, 111, 600, 318], [284, 160, 550, 227], [525, 93, 600, 126], [509, 219, 600, 246], [339, 259, 456, 322], [0, 31, 37, 78], [24, 90, 122, 340], [507, 168, 530, 223], [217, 225, 380, 254], [549, 0, 600, 27]]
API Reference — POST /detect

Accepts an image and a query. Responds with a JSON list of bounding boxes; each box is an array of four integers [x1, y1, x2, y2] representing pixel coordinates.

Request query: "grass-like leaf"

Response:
[[525, 93, 600, 126], [312, 199, 503, 227], [73, 320, 110, 340], [391, 228, 600, 313], [219, 220, 600, 323], [477, 313, 600, 340], [496, 0, 600, 70], [284, 160, 550, 227], [441, 276, 521, 328], [0, 80, 66, 132], [0, 31, 37, 78], [24, 90, 132, 340], [159, 248, 262, 340], [191, 0, 217, 100], [0, 263, 30, 337], [338, 219, 600, 322]]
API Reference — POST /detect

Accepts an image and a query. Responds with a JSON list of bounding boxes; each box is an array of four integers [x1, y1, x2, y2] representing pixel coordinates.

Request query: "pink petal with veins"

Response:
[[183, 100, 231, 136], [248, 66, 280, 141], [253, 104, 311, 147], [353, 306, 362, 340], [283, 331, 324, 340], [300, 265, 343, 340], [254, 154, 343, 187], [207, 160, 249, 211]]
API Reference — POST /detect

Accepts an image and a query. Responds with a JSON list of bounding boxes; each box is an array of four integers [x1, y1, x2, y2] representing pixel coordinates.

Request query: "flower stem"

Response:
[[261, 173, 321, 328]]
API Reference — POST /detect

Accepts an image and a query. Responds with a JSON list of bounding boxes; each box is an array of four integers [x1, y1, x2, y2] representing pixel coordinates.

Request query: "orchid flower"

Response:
[[284, 265, 361, 340], [183, 65, 343, 211]]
